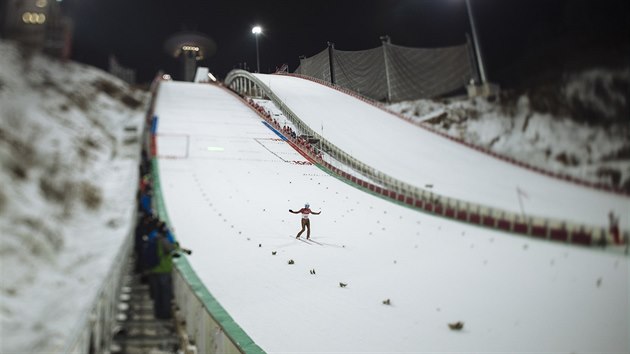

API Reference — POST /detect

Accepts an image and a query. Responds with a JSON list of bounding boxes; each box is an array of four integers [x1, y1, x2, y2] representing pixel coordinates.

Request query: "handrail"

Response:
[[224, 70, 629, 251], [60, 222, 134, 353]]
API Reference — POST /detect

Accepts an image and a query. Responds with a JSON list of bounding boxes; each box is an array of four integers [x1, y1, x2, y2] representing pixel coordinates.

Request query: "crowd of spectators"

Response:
[[134, 148, 191, 320], [248, 99, 323, 160]]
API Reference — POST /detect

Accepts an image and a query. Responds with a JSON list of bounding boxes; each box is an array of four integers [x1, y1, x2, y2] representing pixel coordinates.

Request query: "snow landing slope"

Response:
[[253, 73, 629, 231], [154, 81, 629, 353]]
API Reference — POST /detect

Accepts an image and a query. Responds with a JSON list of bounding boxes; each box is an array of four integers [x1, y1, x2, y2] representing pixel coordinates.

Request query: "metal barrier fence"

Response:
[[60, 216, 135, 353], [294, 40, 479, 101], [224, 70, 629, 250]]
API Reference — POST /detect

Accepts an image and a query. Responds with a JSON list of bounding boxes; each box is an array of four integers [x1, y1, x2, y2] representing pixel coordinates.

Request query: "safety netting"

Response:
[[295, 42, 479, 102]]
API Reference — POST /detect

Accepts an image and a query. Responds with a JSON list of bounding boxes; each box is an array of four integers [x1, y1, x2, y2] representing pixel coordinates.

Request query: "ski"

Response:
[[309, 239, 345, 248], [304, 238, 324, 246], [291, 236, 312, 245]]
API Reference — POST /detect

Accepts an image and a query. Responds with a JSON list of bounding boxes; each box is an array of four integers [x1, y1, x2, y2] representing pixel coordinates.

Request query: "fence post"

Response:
[[380, 35, 392, 103], [327, 41, 335, 85], [465, 33, 480, 84], [298, 55, 306, 75]]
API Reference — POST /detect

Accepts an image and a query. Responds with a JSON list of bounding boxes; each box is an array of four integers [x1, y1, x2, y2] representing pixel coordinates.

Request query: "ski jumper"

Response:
[[290, 207, 321, 239]]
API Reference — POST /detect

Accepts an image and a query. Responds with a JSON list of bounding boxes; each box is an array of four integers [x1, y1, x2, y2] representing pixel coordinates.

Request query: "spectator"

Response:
[[139, 174, 152, 194], [609, 211, 621, 244], [139, 189, 153, 216], [140, 149, 151, 176], [156, 221, 176, 244], [134, 213, 155, 273], [145, 222, 192, 319], [147, 230, 176, 319]]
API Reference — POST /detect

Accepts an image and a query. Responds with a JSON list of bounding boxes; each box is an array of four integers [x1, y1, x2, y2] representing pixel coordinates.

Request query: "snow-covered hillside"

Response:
[[388, 68, 630, 192], [0, 41, 148, 352]]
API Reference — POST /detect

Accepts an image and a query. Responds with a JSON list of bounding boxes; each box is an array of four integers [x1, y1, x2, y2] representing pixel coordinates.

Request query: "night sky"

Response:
[[63, 0, 629, 86]]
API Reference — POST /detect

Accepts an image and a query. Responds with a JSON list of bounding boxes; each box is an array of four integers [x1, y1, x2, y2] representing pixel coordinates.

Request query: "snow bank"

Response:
[[0, 41, 148, 352], [388, 69, 630, 191]]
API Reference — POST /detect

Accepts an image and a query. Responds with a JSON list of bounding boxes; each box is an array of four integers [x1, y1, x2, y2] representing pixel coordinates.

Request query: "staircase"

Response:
[[110, 257, 181, 354]]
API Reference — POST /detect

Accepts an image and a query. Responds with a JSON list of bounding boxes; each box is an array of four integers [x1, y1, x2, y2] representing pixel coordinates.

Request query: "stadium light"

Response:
[[252, 26, 262, 73]]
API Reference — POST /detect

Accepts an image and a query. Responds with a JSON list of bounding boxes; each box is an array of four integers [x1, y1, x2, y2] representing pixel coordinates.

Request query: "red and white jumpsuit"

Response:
[[290, 207, 321, 239]]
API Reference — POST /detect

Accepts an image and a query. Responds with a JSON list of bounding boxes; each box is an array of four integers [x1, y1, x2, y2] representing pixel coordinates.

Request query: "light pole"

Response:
[[252, 25, 262, 73], [465, 0, 487, 85], [462, 0, 499, 97], [380, 35, 392, 103]]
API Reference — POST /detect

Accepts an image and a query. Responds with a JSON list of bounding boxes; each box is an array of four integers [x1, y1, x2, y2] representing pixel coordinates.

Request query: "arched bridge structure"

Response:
[[225, 70, 267, 99]]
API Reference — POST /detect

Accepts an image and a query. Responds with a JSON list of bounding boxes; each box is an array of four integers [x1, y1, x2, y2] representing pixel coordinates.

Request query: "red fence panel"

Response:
[[513, 222, 528, 234], [571, 230, 591, 246], [550, 228, 568, 242], [531, 225, 547, 238], [497, 219, 511, 231], [482, 216, 495, 227]]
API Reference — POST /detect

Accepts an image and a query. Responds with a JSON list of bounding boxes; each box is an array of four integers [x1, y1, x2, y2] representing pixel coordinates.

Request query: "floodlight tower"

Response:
[[463, 0, 499, 97], [164, 31, 216, 82], [252, 25, 262, 73], [465, 0, 487, 85]]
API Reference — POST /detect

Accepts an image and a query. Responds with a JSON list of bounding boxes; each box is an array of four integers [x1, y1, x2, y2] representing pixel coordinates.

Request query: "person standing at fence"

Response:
[[609, 211, 621, 244], [139, 188, 153, 216], [289, 203, 321, 239], [134, 213, 156, 274], [146, 224, 192, 319]]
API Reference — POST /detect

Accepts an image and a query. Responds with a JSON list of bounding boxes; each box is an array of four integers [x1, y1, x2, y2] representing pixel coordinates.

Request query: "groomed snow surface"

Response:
[[253, 74, 629, 231], [155, 81, 629, 353], [388, 69, 630, 194]]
